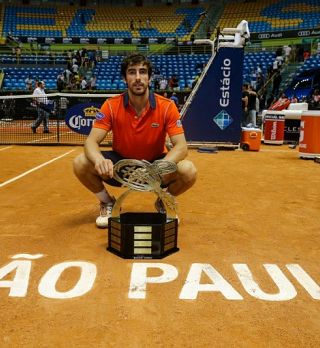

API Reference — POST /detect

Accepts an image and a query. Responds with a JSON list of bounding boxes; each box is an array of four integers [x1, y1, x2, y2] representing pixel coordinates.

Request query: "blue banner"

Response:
[[182, 47, 244, 143], [65, 102, 102, 135]]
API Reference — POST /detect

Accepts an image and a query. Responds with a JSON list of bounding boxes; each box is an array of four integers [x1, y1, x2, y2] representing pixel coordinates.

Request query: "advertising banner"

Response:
[[65, 102, 102, 135], [251, 28, 320, 40], [19, 28, 318, 45], [182, 47, 244, 143]]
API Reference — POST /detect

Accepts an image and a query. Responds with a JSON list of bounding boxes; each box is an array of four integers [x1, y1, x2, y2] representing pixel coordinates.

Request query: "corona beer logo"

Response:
[[65, 102, 102, 135], [83, 106, 100, 117]]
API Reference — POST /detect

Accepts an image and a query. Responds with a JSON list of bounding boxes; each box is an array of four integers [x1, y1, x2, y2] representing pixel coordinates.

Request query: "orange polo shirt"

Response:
[[93, 92, 184, 161]]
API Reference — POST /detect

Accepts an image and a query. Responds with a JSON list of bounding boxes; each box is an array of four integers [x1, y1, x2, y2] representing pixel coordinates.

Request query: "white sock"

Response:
[[95, 189, 112, 203]]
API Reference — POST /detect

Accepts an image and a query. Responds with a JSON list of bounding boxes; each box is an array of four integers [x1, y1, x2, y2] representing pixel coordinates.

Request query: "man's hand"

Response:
[[94, 157, 114, 178]]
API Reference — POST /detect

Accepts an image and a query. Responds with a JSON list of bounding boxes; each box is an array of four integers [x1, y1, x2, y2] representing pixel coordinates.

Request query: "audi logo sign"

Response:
[[250, 28, 320, 41], [258, 33, 270, 39], [298, 31, 310, 37]]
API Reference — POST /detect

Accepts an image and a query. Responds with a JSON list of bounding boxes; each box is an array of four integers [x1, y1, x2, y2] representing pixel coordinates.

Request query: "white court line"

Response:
[[0, 149, 75, 188], [27, 130, 76, 144], [0, 146, 13, 151], [260, 149, 297, 153], [27, 135, 57, 144]]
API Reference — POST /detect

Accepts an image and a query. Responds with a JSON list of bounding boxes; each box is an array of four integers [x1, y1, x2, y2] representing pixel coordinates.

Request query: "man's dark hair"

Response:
[[121, 53, 152, 78]]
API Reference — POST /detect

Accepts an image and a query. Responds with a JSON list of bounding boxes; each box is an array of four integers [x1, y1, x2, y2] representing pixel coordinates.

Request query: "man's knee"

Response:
[[178, 160, 197, 185], [73, 153, 91, 176]]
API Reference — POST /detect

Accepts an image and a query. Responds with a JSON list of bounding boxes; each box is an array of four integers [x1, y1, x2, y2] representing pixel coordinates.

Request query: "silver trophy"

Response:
[[112, 159, 178, 219], [108, 159, 179, 259]]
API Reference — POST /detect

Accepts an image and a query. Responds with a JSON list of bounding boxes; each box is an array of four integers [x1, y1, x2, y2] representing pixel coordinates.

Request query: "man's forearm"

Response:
[[84, 138, 104, 165], [164, 144, 188, 163]]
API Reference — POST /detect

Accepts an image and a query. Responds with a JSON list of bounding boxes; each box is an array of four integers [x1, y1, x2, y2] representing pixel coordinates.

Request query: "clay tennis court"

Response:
[[0, 120, 112, 145], [0, 144, 319, 347]]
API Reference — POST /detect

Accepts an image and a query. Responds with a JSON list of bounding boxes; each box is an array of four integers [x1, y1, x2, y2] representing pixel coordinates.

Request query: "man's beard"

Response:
[[129, 83, 148, 96]]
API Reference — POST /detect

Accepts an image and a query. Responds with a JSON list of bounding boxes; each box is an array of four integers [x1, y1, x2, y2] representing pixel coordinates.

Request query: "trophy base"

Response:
[[107, 212, 179, 259]]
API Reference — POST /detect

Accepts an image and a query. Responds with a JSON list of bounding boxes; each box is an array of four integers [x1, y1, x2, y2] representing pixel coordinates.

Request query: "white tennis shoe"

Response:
[[96, 198, 115, 228]]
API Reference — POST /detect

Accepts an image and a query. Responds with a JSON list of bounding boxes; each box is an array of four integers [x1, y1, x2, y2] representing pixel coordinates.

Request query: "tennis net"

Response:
[[0, 92, 116, 145]]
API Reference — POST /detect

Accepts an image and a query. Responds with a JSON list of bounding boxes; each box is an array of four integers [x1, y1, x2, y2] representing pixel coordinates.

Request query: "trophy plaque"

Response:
[[107, 159, 179, 259]]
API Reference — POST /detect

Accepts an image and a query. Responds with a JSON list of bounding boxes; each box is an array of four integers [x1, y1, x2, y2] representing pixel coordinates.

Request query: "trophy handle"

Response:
[[161, 196, 176, 219], [111, 189, 177, 220], [112, 189, 132, 217], [112, 159, 178, 220]]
